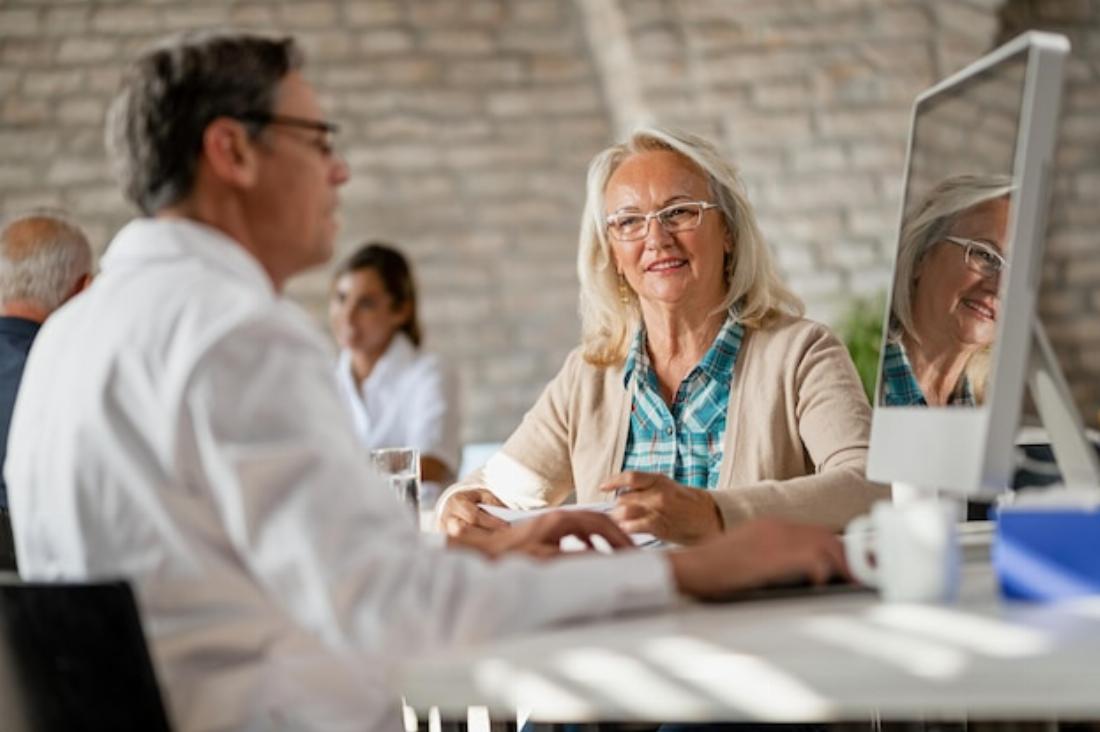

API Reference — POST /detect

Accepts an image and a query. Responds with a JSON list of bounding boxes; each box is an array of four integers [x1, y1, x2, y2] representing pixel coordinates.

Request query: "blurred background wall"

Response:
[[1, 0, 1097, 445]]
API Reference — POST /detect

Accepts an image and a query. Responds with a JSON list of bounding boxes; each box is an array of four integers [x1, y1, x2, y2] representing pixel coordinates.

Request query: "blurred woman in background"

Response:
[[330, 242, 459, 488]]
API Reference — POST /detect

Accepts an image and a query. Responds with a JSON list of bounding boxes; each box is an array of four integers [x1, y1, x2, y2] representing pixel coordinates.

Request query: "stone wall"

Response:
[[1, 0, 1097, 443]]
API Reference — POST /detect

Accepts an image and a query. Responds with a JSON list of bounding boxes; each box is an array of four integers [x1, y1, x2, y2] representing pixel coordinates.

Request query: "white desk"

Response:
[[398, 558, 1100, 722]]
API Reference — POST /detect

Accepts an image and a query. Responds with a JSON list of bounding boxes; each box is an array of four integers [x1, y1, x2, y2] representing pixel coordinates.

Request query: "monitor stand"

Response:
[[891, 483, 966, 519], [1027, 315, 1100, 488], [894, 316, 1100, 506]]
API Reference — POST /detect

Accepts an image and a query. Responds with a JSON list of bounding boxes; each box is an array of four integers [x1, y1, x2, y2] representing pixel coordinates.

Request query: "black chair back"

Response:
[[0, 509, 16, 572], [0, 580, 172, 731]]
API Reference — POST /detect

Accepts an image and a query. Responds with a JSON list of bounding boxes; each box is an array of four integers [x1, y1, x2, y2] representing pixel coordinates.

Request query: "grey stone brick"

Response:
[[160, 6, 231, 31], [1, 98, 51, 125], [446, 58, 526, 86], [57, 97, 105, 126], [90, 7, 159, 34], [229, 5, 278, 26], [3, 39, 56, 66], [497, 26, 584, 53], [0, 164, 35, 191], [1, 191, 64, 216], [21, 69, 84, 97], [422, 29, 495, 56], [42, 7, 91, 35], [0, 9, 41, 37], [46, 158, 108, 185], [343, 1, 404, 26], [277, 2, 339, 29], [57, 38, 117, 63], [0, 130, 63, 160], [355, 29, 416, 55], [0, 70, 18, 96], [406, 0, 503, 26], [295, 31, 357, 61]]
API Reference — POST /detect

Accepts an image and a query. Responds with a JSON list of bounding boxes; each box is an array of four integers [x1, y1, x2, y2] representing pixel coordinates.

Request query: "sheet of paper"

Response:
[[479, 502, 659, 549], [480, 502, 614, 522]]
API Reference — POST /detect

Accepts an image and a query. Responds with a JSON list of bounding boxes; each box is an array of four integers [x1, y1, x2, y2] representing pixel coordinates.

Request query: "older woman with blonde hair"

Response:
[[882, 174, 1014, 407], [439, 126, 881, 544]]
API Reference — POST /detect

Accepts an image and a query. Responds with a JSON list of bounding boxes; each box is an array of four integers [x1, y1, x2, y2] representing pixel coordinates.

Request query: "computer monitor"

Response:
[[867, 31, 1076, 498]]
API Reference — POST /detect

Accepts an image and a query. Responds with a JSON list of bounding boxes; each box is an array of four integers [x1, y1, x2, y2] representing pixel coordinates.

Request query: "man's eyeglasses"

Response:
[[605, 201, 719, 242], [943, 236, 1005, 278], [238, 112, 340, 157]]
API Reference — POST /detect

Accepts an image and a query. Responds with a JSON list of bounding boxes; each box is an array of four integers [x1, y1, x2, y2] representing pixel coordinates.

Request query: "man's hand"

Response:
[[600, 471, 723, 544], [667, 518, 849, 599], [449, 510, 634, 560], [438, 488, 509, 539]]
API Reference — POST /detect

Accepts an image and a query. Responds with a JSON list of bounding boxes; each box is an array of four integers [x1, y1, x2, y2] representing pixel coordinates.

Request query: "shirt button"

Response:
[[665, 426, 674, 436]]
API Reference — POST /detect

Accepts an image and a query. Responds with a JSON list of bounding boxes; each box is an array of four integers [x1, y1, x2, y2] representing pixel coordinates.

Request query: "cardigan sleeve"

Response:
[[710, 323, 889, 531], [438, 349, 584, 512]]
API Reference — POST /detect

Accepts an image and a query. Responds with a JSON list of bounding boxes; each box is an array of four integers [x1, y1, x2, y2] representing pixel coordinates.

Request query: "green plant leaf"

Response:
[[837, 291, 887, 401]]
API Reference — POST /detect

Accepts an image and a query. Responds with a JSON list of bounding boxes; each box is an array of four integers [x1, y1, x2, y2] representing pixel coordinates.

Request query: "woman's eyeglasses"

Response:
[[605, 201, 719, 242], [944, 236, 1005, 278]]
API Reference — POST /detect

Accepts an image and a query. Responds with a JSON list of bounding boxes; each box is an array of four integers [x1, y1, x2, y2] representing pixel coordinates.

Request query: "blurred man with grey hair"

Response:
[[0, 211, 92, 572], [0, 211, 93, 511]]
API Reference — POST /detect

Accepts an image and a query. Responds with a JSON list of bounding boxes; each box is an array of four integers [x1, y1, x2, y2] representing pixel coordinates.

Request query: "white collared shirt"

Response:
[[334, 333, 460, 474], [6, 218, 675, 732]]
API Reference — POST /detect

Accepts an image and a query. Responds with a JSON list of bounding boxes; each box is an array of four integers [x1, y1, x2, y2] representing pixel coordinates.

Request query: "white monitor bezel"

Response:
[[867, 31, 1070, 497]]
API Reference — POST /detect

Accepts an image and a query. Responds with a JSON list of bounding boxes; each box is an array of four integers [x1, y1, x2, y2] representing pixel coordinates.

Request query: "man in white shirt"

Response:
[[6, 32, 848, 732]]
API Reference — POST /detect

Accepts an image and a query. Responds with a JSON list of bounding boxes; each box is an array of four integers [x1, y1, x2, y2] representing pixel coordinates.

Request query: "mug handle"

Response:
[[844, 514, 879, 587]]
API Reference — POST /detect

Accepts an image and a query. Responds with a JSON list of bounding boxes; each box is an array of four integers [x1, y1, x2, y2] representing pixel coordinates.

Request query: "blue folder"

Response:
[[994, 506, 1100, 601]]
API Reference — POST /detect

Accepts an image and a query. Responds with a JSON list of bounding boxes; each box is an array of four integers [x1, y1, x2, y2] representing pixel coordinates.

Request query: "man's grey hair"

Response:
[[105, 31, 303, 215], [0, 211, 94, 313]]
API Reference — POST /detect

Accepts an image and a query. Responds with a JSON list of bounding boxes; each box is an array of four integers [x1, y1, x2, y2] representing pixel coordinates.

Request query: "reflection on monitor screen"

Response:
[[879, 53, 1026, 409], [867, 31, 1070, 497]]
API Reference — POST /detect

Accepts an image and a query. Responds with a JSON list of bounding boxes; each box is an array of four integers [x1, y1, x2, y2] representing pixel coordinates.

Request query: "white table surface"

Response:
[[397, 552, 1100, 722]]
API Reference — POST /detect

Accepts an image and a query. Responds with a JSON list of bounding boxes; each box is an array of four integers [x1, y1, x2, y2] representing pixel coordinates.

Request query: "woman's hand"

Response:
[[599, 471, 724, 545], [438, 488, 509, 540]]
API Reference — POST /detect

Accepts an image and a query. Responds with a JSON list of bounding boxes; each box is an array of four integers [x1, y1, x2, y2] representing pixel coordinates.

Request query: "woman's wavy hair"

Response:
[[577, 126, 803, 366], [890, 173, 1015, 342]]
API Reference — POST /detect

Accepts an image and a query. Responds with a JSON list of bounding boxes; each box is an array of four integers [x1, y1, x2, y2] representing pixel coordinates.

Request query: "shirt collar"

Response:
[[622, 324, 648, 389], [695, 313, 743, 384], [101, 218, 277, 300], [0, 317, 42, 338], [881, 340, 924, 406], [339, 332, 417, 398], [363, 332, 415, 393], [881, 340, 975, 407], [622, 308, 741, 388]]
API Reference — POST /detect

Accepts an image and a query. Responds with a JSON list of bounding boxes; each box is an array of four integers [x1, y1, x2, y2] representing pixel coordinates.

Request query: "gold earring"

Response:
[[618, 273, 631, 304]]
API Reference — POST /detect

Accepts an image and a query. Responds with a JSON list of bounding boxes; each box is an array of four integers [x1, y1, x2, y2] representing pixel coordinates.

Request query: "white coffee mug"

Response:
[[844, 499, 960, 603]]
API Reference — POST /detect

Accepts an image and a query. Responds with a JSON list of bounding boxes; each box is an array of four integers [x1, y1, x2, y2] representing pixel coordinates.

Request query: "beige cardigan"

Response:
[[444, 316, 886, 531]]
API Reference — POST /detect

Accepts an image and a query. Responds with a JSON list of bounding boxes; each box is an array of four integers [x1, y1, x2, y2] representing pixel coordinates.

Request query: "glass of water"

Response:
[[369, 447, 421, 519]]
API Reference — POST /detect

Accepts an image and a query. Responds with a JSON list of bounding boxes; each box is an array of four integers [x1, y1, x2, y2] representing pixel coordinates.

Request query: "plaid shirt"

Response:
[[880, 339, 974, 406], [621, 312, 744, 489]]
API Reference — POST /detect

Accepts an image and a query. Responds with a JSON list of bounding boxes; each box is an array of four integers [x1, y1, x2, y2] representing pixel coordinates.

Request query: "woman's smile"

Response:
[[644, 257, 689, 274]]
